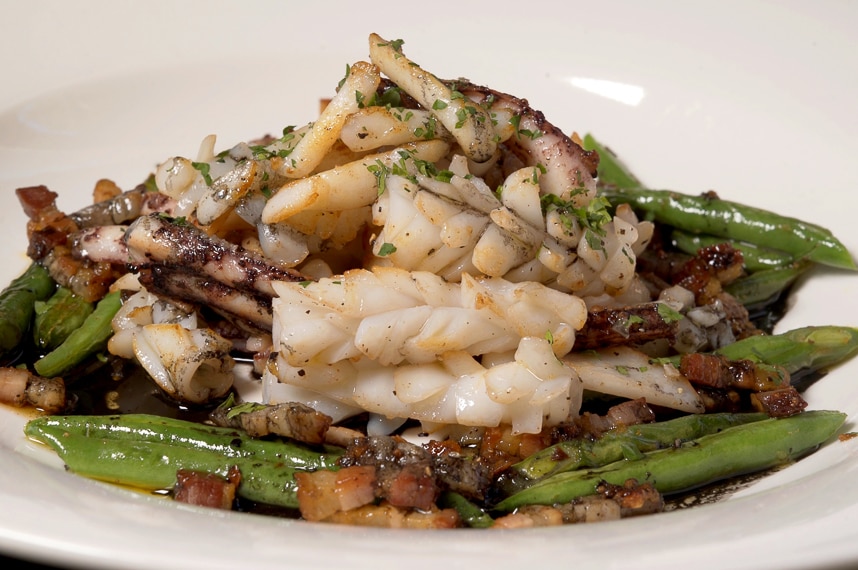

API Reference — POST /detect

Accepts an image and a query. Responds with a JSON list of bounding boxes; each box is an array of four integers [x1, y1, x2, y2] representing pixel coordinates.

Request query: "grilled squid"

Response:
[[132, 324, 234, 405], [264, 266, 587, 434], [109, 289, 234, 405], [368, 33, 497, 164]]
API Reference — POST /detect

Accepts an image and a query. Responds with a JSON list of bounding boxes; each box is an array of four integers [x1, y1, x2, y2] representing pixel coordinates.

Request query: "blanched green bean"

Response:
[[658, 326, 858, 377], [494, 410, 845, 512], [0, 262, 55, 358], [33, 286, 94, 351], [670, 229, 796, 272], [438, 491, 495, 528], [600, 187, 856, 270], [25, 413, 343, 509], [716, 325, 858, 375], [725, 261, 812, 307], [498, 412, 767, 495], [26, 413, 341, 470], [34, 290, 121, 378], [585, 133, 854, 270], [31, 431, 303, 508]]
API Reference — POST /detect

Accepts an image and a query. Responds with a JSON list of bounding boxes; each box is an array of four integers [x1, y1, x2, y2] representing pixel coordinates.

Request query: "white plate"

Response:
[[1, 2, 857, 569]]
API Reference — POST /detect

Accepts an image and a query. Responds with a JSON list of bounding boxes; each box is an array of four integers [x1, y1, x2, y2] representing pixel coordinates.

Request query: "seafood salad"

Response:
[[2, 33, 857, 528]]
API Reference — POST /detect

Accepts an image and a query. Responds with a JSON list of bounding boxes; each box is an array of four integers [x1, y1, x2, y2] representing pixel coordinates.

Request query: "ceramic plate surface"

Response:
[[1, 2, 857, 569]]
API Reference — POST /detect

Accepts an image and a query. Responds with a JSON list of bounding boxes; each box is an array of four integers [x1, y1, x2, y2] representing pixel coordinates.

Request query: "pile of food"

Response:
[[2, 34, 856, 528]]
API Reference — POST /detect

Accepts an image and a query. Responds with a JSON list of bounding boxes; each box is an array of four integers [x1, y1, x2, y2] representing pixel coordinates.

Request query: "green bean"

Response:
[[494, 410, 845, 512], [725, 261, 813, 307], [717, 325, 858, 375], [34, 290, 121, 378], [25, 413, 345, 509], [670, 229, 796, 272], [28, 430, 302, 508], [600, 187, 856, 270], [33, 287, 94, 351], [585, 133, 854, 270], [582, 134, 643, 189], [658, 325, 858, 376], [25, 413, 341, 470], [0, 262, 56, 357], [496, 412, 766, 497], [438, 491, 495, 528]]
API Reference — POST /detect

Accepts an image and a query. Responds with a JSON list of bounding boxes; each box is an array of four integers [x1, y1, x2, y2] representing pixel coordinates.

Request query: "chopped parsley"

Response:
[[509, 114, 544, 140], [225, 401, 268, 419], [142, 173, 158, 193], [624, 314, 645, 328], [657, 303, 684, 324], [584, 229, 605, 252], [377, 242, 397, 256], [216, 394, 267, 419], [355, 90, 367, 108], [413, 157, 453, 183], [391, 107, 413, 122], [377, 38, 405, 54], [366, 159, 390, 195], [455, 104, 483, 128], [414, 115, 438, 139], [377, 87, 403, 108], [365, 148, 454, 195], [541, 193, 613, 236], [337, 63, 351, 91], [191, 161, 213, 186], [249, 128, 296, 161], [157, 213, 190, 227], [530, 164, 546, 184], [359, 87, 403, 110]]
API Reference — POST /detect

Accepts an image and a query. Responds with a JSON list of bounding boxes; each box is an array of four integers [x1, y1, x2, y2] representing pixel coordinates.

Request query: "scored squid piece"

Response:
[[497, 167, 547, 229], [209, 401, 333, 445], [196, 158, 273, 226], [564, 346, 705, 414], [138, 265, 275, 332], [278, 60, 381, 179], [340, 106, 453, 152], [132, 323, 234, 405], [370, 175, 454, 271], [70, 184, 177, 228], [471, 223, 534, 277], [267, 266, 590, 434], [460, 274, 587, 357], [368, 33, 497, 164], [271, 266, 587, 369], [448, 157, 505, 214], [73, 225, 131, 264], [455, 80, 600, 205], [262, 139, 449, 224], [124, 213, 303, 298]]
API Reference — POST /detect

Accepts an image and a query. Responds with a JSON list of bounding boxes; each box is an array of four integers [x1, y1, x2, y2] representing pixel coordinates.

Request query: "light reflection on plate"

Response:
[[0, 2, 857, 569]]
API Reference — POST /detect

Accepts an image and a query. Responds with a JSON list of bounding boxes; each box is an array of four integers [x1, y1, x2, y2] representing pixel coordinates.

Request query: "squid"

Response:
[[110, 289, 234, 405]]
